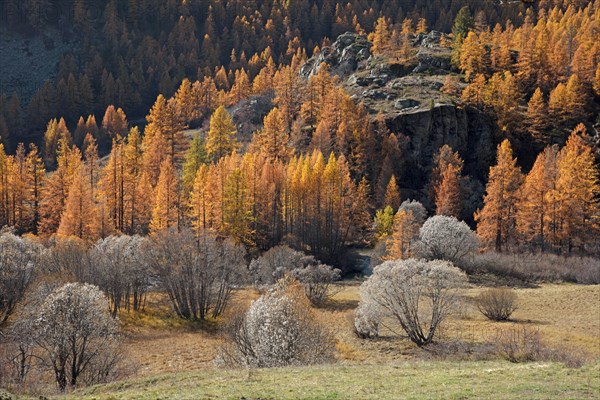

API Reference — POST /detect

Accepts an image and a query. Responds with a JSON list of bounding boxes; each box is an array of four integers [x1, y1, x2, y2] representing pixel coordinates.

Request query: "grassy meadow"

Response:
[[26, 282, 597, 399]]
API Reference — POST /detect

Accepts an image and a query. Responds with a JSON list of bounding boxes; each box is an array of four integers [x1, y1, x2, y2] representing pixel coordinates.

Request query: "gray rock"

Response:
[[395, 98, 420, 110], [299, 32, 372, 78]]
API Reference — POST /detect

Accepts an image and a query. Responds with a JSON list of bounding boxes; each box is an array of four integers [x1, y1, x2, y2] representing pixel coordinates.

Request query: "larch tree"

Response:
[[475, 139, 523, 252], [383, 175, 400, 211], [273, 65, 305, 131], [553, 125, 600, 253], [146, 95, 187, 166], [430, 144, 464, 203], [39, 138, 82, 236], [206, 106, 239, 162], [150, 157, 179, 232], [25, 143, 45, 233], [189, 164, 212, 235], [435, 164, 462, 218], [368, 16, 391, 55], [526, 87, 550, 144], [253, 107, 290, 160], [122, 127, 144, 234], [57, 164, 99, 241], [516, 145, 558, 252], [385, 208, 418, 260]]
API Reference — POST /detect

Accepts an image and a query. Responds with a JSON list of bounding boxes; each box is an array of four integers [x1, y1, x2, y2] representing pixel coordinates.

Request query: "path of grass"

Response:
[[61, 361, 599, 400]]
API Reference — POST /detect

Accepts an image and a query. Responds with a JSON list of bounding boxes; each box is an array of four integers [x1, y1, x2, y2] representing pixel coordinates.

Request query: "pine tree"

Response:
[[451, 6, 474, 68], [475, 140, 523, 252], [206, 106, 239, 161], [181, 134, 208, 194]]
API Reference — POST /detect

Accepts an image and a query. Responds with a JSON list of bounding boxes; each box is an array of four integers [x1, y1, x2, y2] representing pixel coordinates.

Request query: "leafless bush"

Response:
[[41, 236, 89, 280], [476, 287, 518, 321], [249, 245, 341, 306], [0, 233, 40, 325], [358, 258, 468, 346], [219, 280, 335, 368], [292, 264, 341, 306], [414, 215, 478, 265], [466, 252, 600, 284], [146, 229, 247, 320], [34, 283, 121, 391], [493, 326, 588, 367], [88, 235, 149, 317], [353, 300, 383, 339], [249, 245, 312, 285]]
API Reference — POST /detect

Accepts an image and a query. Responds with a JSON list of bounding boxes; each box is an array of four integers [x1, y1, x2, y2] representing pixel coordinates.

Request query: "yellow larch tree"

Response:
[[206, 106, 239, 162], [553, 125, 600, 253], [57, 164, 99, 241], [435, 164, 462, 218], [150, 157, 179, 232], [385, 208, 418, 260]]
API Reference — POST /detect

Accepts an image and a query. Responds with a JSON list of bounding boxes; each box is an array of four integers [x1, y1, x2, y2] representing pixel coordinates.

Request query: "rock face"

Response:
[[385, 104, 495, 184], [300, 31, 497, 206], [300, 32, 371, 78]]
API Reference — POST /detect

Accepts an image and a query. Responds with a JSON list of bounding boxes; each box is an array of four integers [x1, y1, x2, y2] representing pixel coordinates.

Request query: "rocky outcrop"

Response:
[[300, 31, 497, 204], [300, 33, 371, 78], [385, 104, 495, 183]]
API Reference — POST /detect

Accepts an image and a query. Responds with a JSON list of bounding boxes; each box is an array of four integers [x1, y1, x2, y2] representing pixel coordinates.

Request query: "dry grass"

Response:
[[62, 361, 600, 400], [112, 282, 599, 378]]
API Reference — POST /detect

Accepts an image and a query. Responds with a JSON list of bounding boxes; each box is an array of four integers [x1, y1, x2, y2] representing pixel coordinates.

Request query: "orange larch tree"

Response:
[[475, 139, 523, 252]]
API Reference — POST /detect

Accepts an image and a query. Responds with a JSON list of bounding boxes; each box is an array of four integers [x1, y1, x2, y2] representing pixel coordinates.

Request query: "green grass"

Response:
[[57, 361, 600, 400]]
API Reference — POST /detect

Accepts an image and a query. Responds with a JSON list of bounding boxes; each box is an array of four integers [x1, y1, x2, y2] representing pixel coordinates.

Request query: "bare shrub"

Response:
[[476, 287, 518, 321], [0, 233, 40, 325], [146, 229, 247, 320], [34, 283, 121, 391], [88, 235, 149, 317], [249, 245, 341, 306], [353, 300, 383, 339], [292, 264, 341, 306], [414, 215, 478, 265], [219, 279, 335, 367], [465, 252, 600, 284], [41, 236, 89, 280], [358, 258, 467, 346], [495, 326, 590, 367], [249, 245, 312, 285]]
